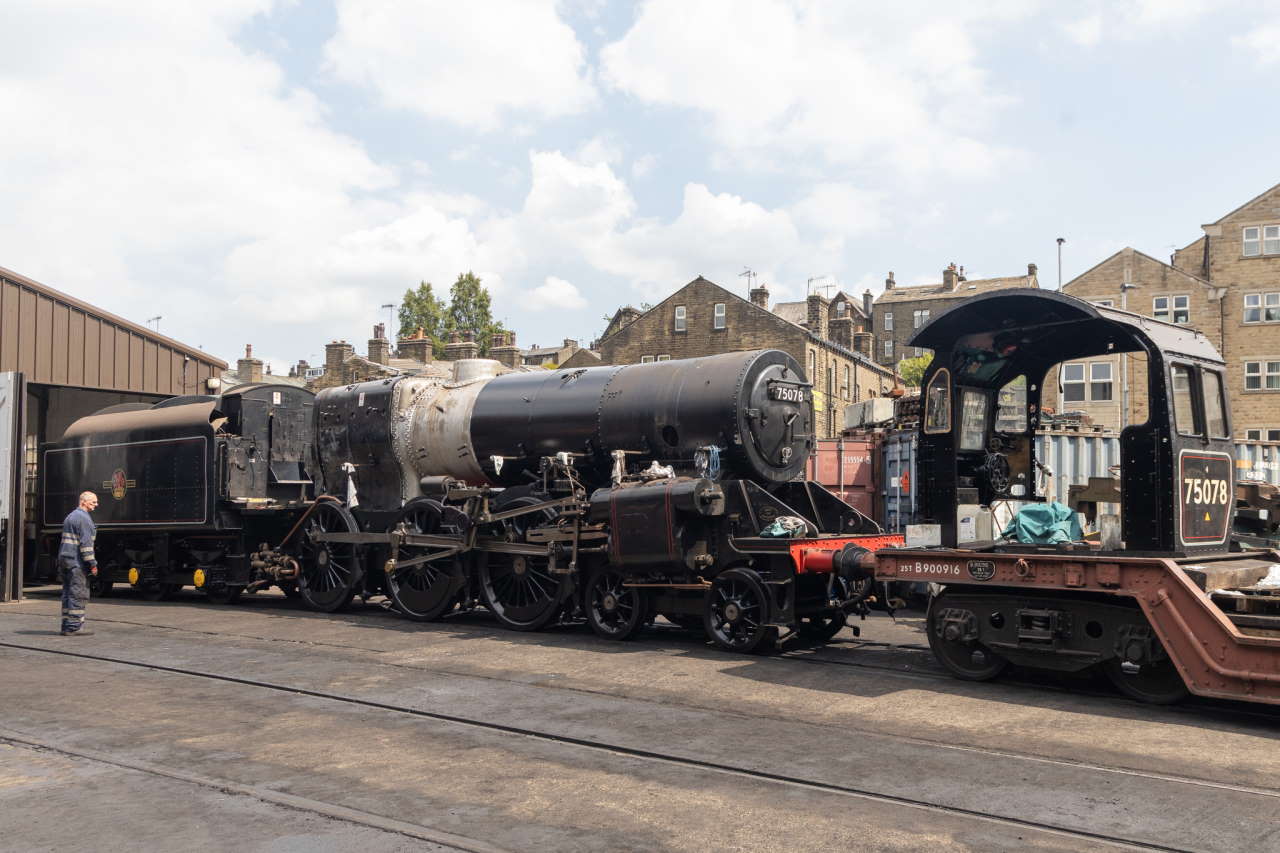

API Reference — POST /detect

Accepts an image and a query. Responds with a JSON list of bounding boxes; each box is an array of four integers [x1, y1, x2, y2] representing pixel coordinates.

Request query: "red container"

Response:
[[806, 438, 877, 518]]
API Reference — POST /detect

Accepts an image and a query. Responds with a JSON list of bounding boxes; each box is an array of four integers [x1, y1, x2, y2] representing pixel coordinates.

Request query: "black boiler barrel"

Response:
[[468, 349, 812, 487]]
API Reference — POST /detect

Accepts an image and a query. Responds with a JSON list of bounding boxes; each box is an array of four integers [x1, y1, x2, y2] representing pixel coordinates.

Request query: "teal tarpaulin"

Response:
[[1000, 501, 1084, 544]]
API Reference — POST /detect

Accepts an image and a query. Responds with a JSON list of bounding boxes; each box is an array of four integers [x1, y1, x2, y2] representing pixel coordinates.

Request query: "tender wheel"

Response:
[[89, 572, 115, 598], [926, 591, 1009, 681], [140, 582, 181, 602], [585, 568, 646, 641], [479, 496, 566, 631], [296, 501, 362, 613], [705, 567, 778, 653], [204, 585, 243, 605], [1103, 634, 1189, 705], [797, 609, 847, 642], [386, 498, 463, 622]]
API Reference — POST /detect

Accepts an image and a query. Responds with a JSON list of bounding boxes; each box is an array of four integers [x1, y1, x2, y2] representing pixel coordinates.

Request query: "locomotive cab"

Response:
[[910, 289, 1235, 556]]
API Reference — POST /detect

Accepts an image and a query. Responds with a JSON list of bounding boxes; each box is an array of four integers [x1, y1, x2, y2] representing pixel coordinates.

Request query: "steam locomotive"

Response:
[[42, 350, 898, 652]]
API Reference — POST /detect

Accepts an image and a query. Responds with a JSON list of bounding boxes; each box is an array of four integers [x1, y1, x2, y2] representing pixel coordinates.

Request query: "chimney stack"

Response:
[[806, 293, 830, 341], [828, 313, 854, 351], [368, 323, 390, 364], [1028, 262, 1038, 278], [750, 282, 770, 308], [397, 327, 433, 364], [490, 330, 522, 369], [862, 289, 874, 319], [884, 271, 895, 290], [444, 329, 479, 361], [943, 263, 959, 290], [325, 340, 354, 377], [237, 344, 264, 384]]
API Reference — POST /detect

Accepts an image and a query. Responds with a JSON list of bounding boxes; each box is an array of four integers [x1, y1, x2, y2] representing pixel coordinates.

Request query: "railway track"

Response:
[[0, 634, 1254, 853], [11, 591, 1280, 727]]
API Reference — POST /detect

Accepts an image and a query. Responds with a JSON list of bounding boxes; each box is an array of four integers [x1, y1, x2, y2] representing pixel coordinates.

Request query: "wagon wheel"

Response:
[[1103, 634, 1189, 705], [584, 568, 647, 641], [926, 590, 1008, 681], [479, 496, 567, 631], [705, 567, 778, 653], [296, 501, 362, 613], [385, 498, 464, 622]]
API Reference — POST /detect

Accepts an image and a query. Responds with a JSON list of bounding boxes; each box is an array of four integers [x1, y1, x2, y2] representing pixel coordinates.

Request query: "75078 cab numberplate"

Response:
[[768, 384, 808, 403]]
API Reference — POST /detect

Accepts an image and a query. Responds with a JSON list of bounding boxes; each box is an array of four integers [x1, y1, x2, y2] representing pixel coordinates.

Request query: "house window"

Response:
[[842, 365, 850, 399], [656, 354, 671, 361], [1090, 362, 1113, 401], [1153, 295, 1189, 323], [640, 355, 655, 364], [808, 350, 816, 381], [712, 302, 726, 329], [912, 309, 930, 328], [1252, 428, 1280, 441], [673, 305, 687, 331], [883, 339, 894, 358], [1244, 292, 1280, 323], [1062, 363, 1086, 403], [1244, 360, 1280, 390], [884, 312, 893, 331], [1243, 225, 1280, 256]]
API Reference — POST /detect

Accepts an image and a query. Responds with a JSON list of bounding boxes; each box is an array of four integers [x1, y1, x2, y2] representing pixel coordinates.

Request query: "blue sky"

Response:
[[4, 0, 1279, 372]]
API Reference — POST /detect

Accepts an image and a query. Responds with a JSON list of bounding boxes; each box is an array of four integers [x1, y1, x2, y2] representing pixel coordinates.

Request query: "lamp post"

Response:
[[1056, 237, 1065, 290]]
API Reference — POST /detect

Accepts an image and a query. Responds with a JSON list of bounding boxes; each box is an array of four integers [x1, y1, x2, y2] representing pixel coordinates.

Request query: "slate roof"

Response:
[[771, 301, 808, 325], [875, 273, 1036, 305]]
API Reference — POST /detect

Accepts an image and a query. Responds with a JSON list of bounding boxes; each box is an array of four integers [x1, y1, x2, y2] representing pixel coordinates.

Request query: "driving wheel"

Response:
[[479, 496, 567, 631], [296, 501, 362, 613], [386, 498, 464, 621]]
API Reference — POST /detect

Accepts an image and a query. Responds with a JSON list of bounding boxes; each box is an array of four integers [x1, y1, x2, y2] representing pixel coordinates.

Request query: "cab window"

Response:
[[1203, 369, 1228, 438], [1170, 364, 1200, 436], [959, 389, 988, 451], [924, 369, 951, 434], [996, 376, 1027, 433]]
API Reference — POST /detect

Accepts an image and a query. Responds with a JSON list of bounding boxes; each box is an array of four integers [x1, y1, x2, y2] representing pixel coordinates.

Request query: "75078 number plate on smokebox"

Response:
[[768, 385, 808, 403]]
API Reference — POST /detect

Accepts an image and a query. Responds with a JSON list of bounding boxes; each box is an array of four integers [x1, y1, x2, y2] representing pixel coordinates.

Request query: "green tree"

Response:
[[896, 353, 933, 388], [398, 281, 448, 358], [445, 271, 505, 356]]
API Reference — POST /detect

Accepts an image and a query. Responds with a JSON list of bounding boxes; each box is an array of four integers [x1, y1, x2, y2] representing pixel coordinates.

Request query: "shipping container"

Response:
[[1235, 441, 1280, 487], [805, 437, 877, 518], [877, 428, 917, 533]]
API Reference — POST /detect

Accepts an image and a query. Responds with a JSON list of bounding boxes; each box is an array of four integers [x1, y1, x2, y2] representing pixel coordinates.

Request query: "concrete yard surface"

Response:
[[2, 588, 1278, 852]]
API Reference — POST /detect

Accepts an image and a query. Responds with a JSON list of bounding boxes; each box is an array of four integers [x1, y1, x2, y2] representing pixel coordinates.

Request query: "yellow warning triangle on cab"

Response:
[[1204, 511, 1211, 521]]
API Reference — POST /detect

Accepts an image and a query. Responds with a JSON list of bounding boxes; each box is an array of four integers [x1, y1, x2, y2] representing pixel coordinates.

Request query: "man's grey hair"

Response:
[[79, 491, 98, 503]]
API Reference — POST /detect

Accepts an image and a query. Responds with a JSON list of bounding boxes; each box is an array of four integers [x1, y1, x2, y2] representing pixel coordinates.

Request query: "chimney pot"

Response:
[[1028, 262, 1038, 276]]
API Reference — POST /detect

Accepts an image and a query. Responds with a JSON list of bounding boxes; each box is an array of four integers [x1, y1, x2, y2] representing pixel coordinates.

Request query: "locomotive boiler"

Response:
[[307, 350, 899, 651]]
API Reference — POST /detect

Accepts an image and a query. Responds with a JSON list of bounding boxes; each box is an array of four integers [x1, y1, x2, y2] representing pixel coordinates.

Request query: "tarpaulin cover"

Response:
[[1000, 501, 1084, 544]]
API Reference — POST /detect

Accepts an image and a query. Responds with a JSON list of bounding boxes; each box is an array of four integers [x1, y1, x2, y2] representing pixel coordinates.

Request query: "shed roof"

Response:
[[1, 264, 226, 395]]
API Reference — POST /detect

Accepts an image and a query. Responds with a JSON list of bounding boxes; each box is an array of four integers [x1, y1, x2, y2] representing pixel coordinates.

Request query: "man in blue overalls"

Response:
[[59, 490, 99, 636]]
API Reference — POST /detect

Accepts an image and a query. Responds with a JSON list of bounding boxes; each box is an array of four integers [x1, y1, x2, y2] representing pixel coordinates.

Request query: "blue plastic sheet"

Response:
[[1000, 501, 1084, 544]]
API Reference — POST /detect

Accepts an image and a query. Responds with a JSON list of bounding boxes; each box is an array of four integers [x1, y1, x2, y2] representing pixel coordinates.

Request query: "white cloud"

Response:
[[1234, 22, 1280, 67], [324, 0, 596, 130], [631, 154, 659, 179], [1061, 14, 1103, 46], [790, 184, 886, 236], [600, 0, 1027, 178], [527, 276, 588, 309]]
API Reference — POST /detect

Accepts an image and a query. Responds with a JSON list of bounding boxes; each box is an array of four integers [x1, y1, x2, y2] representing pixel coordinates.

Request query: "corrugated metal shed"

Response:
[[0, 265, 225, 394]]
